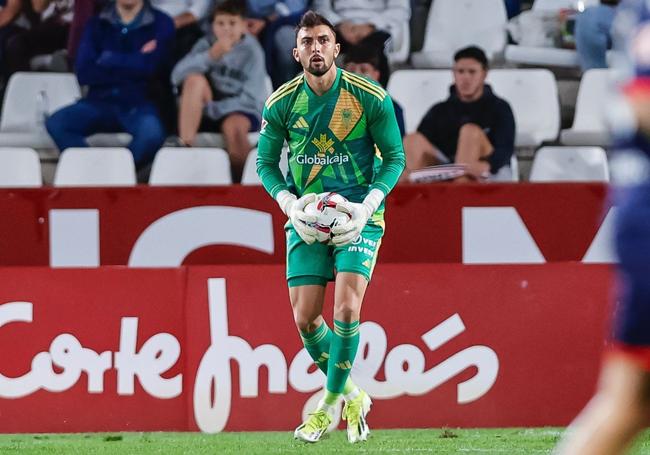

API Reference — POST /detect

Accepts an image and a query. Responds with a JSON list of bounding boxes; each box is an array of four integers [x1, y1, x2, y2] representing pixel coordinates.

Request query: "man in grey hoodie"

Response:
[[171, 0, 266, 183]]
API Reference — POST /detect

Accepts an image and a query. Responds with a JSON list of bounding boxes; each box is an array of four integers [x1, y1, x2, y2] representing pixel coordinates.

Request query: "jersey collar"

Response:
[[303, 67, 342, 100]]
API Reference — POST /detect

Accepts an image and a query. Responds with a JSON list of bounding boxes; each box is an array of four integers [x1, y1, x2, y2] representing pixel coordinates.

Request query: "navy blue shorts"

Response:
[[612, 180, 650, 349], [200, 112, 261, 133]]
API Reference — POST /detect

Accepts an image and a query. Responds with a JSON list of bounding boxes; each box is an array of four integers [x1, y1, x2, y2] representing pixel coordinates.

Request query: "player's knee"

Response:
[[294, 315, 319, 333], [334, 301, 361, 323]]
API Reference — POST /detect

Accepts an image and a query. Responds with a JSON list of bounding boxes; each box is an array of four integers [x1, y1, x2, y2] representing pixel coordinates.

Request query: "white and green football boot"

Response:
[[293, 409, 332, 443], [342, 389, 372, 443]]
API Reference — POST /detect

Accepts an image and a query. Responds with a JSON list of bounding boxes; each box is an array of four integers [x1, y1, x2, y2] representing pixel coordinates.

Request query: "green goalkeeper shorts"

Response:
[[285, 222, 384, 287]]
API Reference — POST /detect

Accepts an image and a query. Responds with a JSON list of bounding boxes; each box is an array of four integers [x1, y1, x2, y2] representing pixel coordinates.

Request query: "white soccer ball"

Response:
[[304, 192, 351, 244]]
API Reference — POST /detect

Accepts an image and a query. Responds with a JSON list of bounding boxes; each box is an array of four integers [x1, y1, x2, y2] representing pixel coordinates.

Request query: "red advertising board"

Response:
[[0, 268, 188, 432], [0, 263, 612, 432], [0, 183, 610, 266]]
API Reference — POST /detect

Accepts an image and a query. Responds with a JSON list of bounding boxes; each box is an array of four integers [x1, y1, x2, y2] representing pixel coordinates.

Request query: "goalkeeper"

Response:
[[256, 10, 404, 445]]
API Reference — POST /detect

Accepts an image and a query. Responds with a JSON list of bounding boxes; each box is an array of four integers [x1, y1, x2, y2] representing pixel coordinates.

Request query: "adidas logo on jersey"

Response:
[[292, 117, 309, 130]]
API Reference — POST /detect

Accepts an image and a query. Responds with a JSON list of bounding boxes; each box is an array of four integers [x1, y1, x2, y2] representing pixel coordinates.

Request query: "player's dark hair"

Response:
[[295, 10, 337, 40], [343, 45, 381, 72], [454, 46, 489, 69], [213, 0, 247, 18]]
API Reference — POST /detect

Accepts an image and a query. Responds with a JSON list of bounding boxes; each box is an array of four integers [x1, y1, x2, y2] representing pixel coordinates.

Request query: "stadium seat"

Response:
[[505, 0, 605, 68], [387, 70, 453, 133], [560, 68, 615, 146], [491, 154, 520, 182], [529, 146, 609, 182], [53, 147, 137, 186], [387, 20, 411, 65], [0, 147, 42, 187], [241, 147, 290, 185], [531, 0, 599, 11], [388, 69, 560, 147], [149, 147, 232, 185], [87, 133, 133, 148], [0, 72, 80, 149], [487, 69, 560, 147], [411, 0, 508, 68]]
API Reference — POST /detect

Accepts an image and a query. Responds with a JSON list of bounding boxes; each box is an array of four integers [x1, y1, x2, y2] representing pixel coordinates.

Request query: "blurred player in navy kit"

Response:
[[555, 1, 650, 454]]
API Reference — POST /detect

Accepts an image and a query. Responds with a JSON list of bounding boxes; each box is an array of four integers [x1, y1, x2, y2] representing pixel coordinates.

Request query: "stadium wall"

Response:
[[0, 264, 611, 433], [0, 183, 612, 266]]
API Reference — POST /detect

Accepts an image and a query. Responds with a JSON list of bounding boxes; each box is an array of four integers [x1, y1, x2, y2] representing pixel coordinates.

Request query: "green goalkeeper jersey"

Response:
[[256, 67, 405, 218]]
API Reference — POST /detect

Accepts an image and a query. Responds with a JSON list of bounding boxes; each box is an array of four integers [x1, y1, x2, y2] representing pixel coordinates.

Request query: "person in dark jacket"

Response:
[[403, 46, 515, 182], [46, 0, 174, 169]]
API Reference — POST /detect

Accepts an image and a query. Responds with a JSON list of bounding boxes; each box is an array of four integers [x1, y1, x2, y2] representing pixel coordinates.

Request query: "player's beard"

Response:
[[306, 56, 332, 77]]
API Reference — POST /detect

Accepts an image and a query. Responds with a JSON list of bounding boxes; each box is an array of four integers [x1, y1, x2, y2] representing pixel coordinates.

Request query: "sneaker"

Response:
[[293, 410, 332, 443], [342, 389, 372, 443]]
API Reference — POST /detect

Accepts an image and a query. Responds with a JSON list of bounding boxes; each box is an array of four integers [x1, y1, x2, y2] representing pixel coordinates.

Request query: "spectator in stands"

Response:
[[66, 0, 106, 62], [171, 0, 266, 184], [402, 46, 515, 182], [4, 0, 74, 76], [147, 1, 212, 134], [246, 0, 306, 88], [343, 44, 405, 137], [45, 0, 174, 170], [312, 0, 410, 87], [0, 0, 34, 84], [575, 0, 620, 71], [151, 0, 210, 62]]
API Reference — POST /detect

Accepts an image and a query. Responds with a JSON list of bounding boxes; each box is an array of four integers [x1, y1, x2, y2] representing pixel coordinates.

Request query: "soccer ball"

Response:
[[304, 192, 352, 244]]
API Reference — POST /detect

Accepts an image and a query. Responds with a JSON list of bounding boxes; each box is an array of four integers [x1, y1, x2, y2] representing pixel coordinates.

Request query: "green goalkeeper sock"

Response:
[[300, 321, 357, 395], [326, 320, 360, 396]]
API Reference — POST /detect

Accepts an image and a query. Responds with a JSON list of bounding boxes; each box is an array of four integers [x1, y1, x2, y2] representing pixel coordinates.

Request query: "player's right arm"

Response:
[[256, 101, 289, 199], [256, 99, 319, 244]]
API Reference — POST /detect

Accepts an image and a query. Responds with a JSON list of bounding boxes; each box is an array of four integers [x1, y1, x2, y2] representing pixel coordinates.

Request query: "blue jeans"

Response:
[[575, 4, 616, 71], [503, 0, 521, 19], [46, 99, 166, 167]]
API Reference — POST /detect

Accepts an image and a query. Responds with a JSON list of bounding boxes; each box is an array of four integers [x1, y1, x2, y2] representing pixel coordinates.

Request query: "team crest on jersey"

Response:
[[341, 108, 353, 130]]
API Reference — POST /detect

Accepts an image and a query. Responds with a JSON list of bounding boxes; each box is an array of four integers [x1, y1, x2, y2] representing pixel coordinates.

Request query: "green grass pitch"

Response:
[[1, 429, 649, 454]]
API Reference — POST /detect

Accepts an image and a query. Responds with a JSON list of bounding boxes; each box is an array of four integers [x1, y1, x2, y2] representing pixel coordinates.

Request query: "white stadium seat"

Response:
[[486, 69, 560, 147], [193, 132, 260, 149], [0, 147, 42, 187], [388, 69, 560, 147], [54, 147, 136, 187], [149, 147, 232, 185], [505, 0, 605, 68], [561, 68, 617, 146], [529, 146, 609, 182], [241, 147, 290, 185], [387, 20, 411, 65], [0, 72, 80, 149], [531, 0, 599, 11], [411, 0, 507, 68], [490, 155, 520, 182], [387, 70, 453, 134]]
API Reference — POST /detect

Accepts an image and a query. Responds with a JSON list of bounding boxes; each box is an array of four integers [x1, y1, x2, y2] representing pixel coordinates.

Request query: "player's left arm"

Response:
[[367, 93, 406, 197], [331, 93, 405, 246]]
